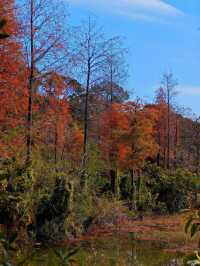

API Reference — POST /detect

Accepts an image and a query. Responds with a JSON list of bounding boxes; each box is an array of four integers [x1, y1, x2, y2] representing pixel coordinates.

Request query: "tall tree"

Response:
[[153, 88, 168, 167], [123, 101, 158, 209], [73, 17, 121, 187], [99, 103, 129, 194], [102, 37, 128, 105], [19, 0, 69, 165], [159, 72, 178, 169], [38, 71, 83, 169]]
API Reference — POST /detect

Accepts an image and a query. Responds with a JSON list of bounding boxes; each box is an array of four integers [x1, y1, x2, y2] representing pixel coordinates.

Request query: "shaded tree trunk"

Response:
[[196, 147, 200, 175], [167, 86, 170, 169], [26, 0, 34, 166], [54, 126, 58, 166], [174, 115, 178, 169], [110, 169, 116, 195], [157, 132, 161, 166], [80, 60, 90, 189], [163, 148, 166, 168], [131, 169, 137, 211]]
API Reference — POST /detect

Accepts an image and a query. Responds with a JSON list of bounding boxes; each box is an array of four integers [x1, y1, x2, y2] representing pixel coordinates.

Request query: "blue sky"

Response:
[[66, 0, 200, 115]]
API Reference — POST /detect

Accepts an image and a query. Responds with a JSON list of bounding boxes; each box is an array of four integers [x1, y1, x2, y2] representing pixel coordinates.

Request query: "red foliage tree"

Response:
[[98, 103, 129, 194], [123, 101, 159, 171], [37, 72, 83, 168], [0, 0, 27, 157]]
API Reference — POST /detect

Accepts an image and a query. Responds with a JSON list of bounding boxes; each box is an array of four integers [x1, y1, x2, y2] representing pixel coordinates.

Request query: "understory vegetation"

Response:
[[0, 158, 199, 244]]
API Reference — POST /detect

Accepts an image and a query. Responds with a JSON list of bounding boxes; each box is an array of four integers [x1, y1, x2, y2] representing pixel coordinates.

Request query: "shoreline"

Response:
[[61, 212, 198, 254]]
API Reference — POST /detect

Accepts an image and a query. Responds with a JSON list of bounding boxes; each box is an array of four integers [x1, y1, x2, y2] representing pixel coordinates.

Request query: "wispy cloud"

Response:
[[120, 0, 183, 15], [180, 86, 200, 96], [68, 0, 184, 22]]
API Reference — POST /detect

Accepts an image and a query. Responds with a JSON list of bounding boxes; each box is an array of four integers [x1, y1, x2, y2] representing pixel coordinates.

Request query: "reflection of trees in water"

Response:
[[82, 233, 182, 266], [127, 232, 141, 266], [126, 232, 182, 266]]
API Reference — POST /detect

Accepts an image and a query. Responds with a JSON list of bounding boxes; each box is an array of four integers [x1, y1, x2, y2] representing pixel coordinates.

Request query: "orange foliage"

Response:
[[0, 0, 27, 157], [123, 102, 159, 169], [0, 1, 181, 173], [98, 102, 159, 171], [38, 73, 83, 165], [99, 103, 129, 169]]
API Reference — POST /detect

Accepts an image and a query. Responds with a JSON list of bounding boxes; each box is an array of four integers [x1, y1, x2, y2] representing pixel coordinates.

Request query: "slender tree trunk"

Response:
[[109, 65, 116, 193], [157, 153, 160, 167], [131, 169, 137, 211], [110, 63, 113, 104], [136, 170, 141, 210], [81, 61, 90, 188], [110, 169, 116, 194], [54, 126, 57, 165], [167, 88, 170, 169], [196, 147, 200, 175], [83, 65, 90, 155], [115, 169, 120, 199], [157, 131, 161, 166], [174, 116, 178, 169], [26, 0, 34, 167], [163, 148, 166, 168]]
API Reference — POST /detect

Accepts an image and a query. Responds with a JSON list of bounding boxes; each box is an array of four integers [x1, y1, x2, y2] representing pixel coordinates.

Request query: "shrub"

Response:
[[34, 177, 71, 242], [119, 174, 132, 200], [0, 164, 35, 233], [137, 180, 157, 213], [143, 164, 196, 214]]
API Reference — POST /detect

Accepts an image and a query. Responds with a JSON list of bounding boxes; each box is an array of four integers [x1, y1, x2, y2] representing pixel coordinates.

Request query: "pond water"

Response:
[[13, 233, 184, 266]]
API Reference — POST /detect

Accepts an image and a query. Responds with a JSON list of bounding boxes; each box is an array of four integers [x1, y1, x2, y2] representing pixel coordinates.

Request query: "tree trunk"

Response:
[[163, 148, 166, 168], [136, 170, 141, 210], [83, 67, 90, 156], [131, 169, 137, 211], [196, 147, 200, 175], [81, 60, 90, 188], [26, 0, 34, 167], [167, 87, 170, 169], [157, 131, 161, 166], [54, 126, 58, 166], [110, 169, 116, 195], [174, 116, 178, 169], [110, 63, 113, 104]]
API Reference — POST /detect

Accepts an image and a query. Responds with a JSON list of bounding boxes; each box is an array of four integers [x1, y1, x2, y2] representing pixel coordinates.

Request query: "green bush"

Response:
[[33, 177, 71, 242], [143, 164, 196, 214], [119, 174, 132, 200], [0, 164, 35, 231], [137, 180, 157, 213]]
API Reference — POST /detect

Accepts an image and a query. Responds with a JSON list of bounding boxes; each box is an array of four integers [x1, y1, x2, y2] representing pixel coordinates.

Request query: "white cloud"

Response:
[[121, 0, 182, 15], [68, 0, 183, 21], [180, 86, 200, 96]]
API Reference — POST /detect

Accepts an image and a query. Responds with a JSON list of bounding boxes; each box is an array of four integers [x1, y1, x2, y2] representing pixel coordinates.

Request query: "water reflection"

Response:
[[11, 232, 184, 265], [75, 232, 183, 266]]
